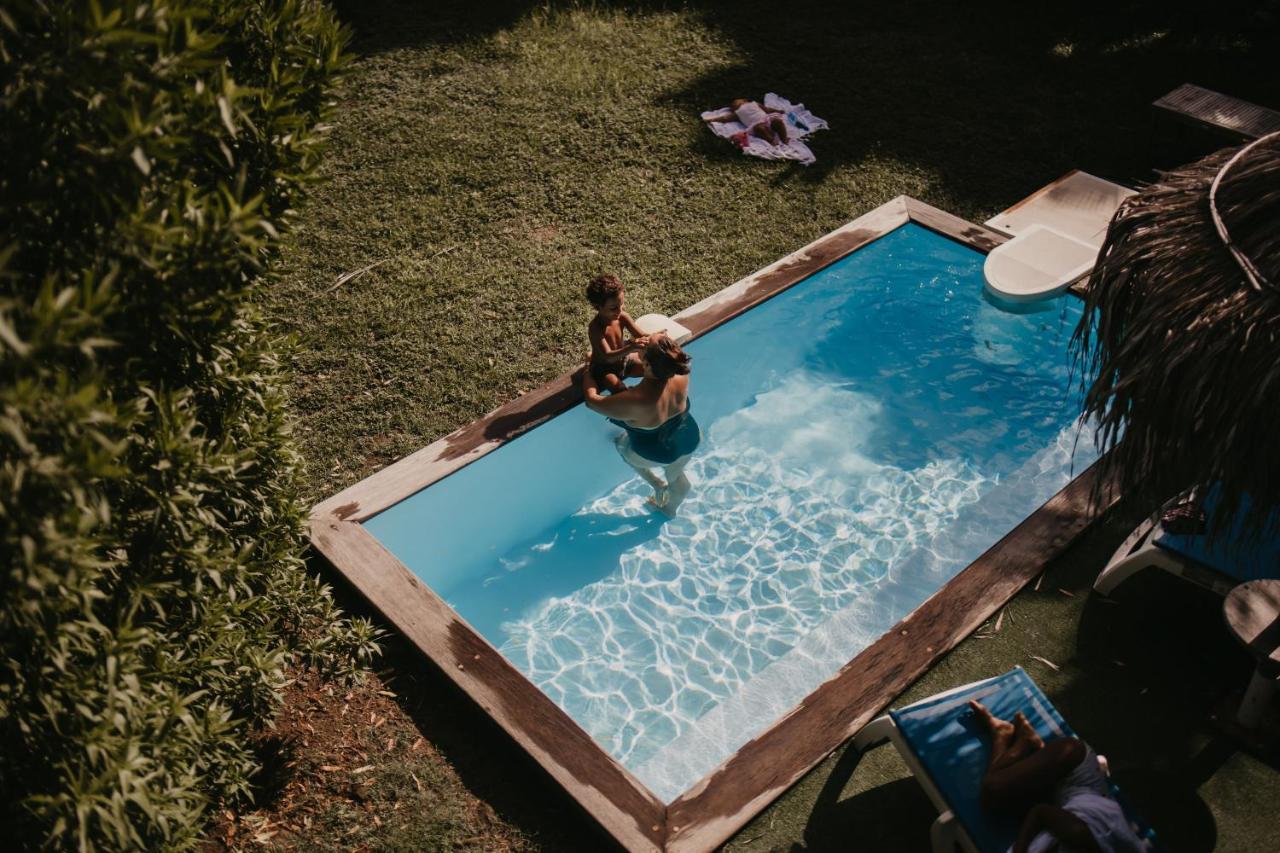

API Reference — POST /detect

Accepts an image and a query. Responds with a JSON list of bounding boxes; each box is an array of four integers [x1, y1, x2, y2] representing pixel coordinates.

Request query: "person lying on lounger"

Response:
[[969, 700, 1147, 853], [705, 98, 790, 146]]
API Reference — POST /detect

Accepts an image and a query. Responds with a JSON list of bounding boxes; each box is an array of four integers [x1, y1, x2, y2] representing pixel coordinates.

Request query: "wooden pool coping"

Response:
[[310, 196, 1114, 852]]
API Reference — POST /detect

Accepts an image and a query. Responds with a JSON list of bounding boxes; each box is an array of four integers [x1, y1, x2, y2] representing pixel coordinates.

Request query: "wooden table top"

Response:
[[1224, 580, 1280, 673]]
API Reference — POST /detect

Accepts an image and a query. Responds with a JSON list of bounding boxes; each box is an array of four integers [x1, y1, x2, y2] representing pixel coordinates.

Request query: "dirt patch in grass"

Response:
[[528, 224, 561, 244], [205, 660, 591, 851]]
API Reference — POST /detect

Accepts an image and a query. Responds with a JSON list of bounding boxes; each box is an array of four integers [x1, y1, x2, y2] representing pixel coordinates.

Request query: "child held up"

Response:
[[586, 274, 648, 392]]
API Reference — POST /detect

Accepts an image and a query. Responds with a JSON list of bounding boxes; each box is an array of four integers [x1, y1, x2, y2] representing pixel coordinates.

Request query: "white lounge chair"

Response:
[[1094, 489, 1280, 597], [983, 171, 1136, 303], [850, 667, 1157, 852]]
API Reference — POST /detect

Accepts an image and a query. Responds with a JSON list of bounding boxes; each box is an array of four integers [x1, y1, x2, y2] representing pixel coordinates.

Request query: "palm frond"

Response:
[[1073, 133, 1280, 539]]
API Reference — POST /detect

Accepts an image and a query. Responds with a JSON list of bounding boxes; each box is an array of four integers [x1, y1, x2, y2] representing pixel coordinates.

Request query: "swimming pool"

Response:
[[312, 198, 1106, 852]]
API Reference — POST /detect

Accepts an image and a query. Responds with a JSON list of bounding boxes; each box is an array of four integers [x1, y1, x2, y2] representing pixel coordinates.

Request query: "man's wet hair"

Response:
[[645, 335, 691, 381]]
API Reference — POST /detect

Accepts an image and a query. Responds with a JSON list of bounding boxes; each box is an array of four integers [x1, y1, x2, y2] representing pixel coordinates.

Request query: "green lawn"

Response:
[[263, 2, 1280, 849]]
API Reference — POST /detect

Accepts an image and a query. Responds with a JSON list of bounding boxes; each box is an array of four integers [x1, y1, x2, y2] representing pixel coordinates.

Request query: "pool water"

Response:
[[367, 224, 1094, 801]]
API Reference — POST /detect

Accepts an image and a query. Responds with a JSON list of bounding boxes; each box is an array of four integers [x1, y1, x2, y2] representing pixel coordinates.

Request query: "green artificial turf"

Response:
[[269, 2, 1280, 849]]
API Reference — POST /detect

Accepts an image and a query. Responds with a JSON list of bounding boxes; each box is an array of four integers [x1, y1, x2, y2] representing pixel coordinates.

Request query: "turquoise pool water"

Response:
[[367, 223, 1094, 801]]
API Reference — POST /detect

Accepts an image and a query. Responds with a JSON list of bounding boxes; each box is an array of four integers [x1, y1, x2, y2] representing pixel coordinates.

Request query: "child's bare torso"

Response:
[[590, 316, 627, 365]]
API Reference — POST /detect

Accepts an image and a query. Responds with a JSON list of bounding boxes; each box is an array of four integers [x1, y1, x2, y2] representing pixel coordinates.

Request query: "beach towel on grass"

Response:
[[700, 93, 829, 165]]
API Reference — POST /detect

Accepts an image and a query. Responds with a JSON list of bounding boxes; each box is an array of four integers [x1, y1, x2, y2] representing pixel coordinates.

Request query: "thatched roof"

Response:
[[1073, 131, 1280, 538]]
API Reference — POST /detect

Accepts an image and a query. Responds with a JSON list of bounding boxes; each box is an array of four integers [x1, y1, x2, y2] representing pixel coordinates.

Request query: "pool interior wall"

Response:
[[365, 223, 1095, 801]]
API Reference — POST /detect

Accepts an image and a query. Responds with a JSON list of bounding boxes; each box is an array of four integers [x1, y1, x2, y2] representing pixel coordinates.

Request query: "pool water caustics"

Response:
[[367, 224, 1095, 801]]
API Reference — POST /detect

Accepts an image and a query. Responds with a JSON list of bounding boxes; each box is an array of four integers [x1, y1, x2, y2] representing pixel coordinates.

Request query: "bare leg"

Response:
[[984, 738, 1086, 813], [970, 701, 1085, 813], [602, 372, 626, 392], [1014, 712, 1045, 753], [752, 122, 779, 145], [970, 700, 1016, 766], [655, 454, 694, 517], [770, 115, 789, 144], [614, 434, 666, 493]]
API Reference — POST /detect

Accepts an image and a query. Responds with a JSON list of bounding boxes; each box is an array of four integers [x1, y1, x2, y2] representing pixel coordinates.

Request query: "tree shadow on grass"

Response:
[[669, 0, 1280, 204], [1051, 508, 1256, 851], [1067, 580, 1230, 851], [378, 635, 611, 851], [331, 0, 540, 54], [1027, 504, 1231, 850], [330, 0, 1279, 214]]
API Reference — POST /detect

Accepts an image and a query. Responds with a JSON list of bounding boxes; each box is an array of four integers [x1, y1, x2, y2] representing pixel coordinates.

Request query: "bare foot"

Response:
[[998, 713, 1044, 764], [969, 700, 1014, 740], [646, 487, 672, 516], [1013, 712, 1043, 751]]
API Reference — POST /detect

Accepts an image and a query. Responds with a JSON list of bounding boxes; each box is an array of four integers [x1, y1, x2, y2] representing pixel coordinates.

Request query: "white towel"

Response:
[[700, 93, 829, 165]]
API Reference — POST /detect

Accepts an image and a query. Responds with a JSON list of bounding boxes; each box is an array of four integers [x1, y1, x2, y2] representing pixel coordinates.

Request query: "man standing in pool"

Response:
[[582, 334, 702, 516]]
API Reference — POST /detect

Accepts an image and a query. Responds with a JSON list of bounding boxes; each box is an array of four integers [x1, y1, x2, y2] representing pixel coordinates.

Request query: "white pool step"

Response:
[[634, 313, 692, 343], [983, 171, 1136, 303], [983, 225, 1099, 302]]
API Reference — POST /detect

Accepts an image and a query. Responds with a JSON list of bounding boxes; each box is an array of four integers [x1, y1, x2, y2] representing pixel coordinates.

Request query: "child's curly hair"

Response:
[[586, 273, 625, 307]]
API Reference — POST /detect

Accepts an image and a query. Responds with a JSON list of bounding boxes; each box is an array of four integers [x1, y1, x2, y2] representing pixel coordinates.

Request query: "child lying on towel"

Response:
[[705, 98, 790, 146], [701, 93, 828, 165]]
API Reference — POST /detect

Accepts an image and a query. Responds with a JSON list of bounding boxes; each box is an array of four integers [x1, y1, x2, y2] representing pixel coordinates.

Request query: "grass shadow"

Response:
[[1060, 578, 1235, 851], [793, 748, 935, 852], [376, 634, 610, 851], [670, 0, 1280, 208], [331, 0, 540, 54]]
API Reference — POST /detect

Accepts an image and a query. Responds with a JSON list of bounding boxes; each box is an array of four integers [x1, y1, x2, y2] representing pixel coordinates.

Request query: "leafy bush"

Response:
[[0, 2, 379, 848]]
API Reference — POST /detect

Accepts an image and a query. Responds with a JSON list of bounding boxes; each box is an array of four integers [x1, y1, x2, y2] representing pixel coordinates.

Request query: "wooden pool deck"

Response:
[[310, 197, 1116, 852], [1153, 83, 1280, 141], [984, 170, 1134, 247]]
